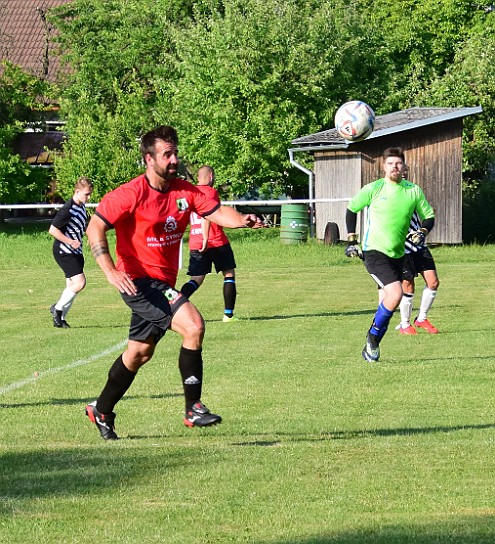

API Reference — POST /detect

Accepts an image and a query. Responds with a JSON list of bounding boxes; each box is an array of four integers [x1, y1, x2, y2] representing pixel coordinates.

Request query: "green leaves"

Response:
[[45, 0, 495, 203], [0, 63, 53, 204]]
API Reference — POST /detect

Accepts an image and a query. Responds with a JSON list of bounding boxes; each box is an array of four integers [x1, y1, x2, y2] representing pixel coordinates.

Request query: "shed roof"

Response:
[[290, 106, 482, 151], [0, 0, 72, 82]]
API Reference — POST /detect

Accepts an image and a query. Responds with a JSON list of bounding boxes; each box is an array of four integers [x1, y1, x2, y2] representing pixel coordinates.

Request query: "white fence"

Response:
[[0, 198, 352, 238]]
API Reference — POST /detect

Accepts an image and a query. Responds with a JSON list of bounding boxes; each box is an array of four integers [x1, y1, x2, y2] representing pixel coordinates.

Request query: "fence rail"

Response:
[[0, 198, 350, 210], [0, 198, 352, 239]]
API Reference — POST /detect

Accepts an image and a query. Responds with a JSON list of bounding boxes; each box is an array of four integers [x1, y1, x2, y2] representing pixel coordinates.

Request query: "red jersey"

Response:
[[95, 174, 220, 285], [188, 185, 229, 250]]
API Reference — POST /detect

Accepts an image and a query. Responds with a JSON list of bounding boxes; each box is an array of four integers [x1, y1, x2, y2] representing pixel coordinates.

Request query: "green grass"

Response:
[[0, 223, 494, 543]]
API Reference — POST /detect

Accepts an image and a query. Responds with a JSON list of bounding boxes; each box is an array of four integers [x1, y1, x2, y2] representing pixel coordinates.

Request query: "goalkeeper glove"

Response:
[[345, 234, 363, 259], [406, 228, 428, 246]]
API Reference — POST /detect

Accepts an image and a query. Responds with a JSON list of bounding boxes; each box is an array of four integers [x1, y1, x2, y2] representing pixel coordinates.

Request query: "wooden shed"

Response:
[[289, 106, 482, 244]]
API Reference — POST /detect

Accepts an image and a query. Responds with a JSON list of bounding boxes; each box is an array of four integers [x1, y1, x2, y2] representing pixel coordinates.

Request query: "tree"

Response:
[[361, 0, 477, 111], [0, 62, 53, 204], [48, 0, 495, 214], [419, 11, 495, 242], [419, 11, 495, 177], [164, 0, 389, 197], [48, 0, 195, 198], [50, 0, 389, 198]]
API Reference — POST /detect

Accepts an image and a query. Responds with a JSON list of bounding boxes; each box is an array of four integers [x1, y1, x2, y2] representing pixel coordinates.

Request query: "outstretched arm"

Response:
[[86, 214, 137, 296], [206, 205, 262, 229]]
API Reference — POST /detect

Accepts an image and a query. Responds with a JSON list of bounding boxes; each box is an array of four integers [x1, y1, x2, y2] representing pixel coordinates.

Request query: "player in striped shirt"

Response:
[[49, 176, 93, 328], [397, 210, 440, 335]]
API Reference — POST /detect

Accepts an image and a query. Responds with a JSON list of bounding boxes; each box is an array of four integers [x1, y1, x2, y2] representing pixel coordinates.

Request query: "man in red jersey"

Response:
[[181, 165, 239, 322], [84, 125, 261, 440]]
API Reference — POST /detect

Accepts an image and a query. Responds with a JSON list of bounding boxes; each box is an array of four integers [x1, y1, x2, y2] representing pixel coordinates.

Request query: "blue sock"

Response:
[[369, 303, 394, 342]]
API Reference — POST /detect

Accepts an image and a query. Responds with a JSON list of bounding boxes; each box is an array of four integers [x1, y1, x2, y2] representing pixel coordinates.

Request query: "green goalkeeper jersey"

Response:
[[347, 178, 434, 259]]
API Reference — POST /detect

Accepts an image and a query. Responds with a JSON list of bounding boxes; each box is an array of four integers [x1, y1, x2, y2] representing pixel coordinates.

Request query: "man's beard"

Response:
[[155, 164, 177, 180]]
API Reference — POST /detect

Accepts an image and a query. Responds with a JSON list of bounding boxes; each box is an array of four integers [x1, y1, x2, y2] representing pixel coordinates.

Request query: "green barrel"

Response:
[[280, 204, 309, 244]]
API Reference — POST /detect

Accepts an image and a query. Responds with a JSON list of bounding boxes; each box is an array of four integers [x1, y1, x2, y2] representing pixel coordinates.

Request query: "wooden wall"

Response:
[[314, 152, 362, 240], [313, 119, 464, 244]]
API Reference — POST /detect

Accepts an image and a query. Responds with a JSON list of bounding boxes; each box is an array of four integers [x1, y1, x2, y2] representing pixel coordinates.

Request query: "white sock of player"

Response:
[[399, 293, 414, 328], [417, 287, 437, 321], [62, 298, 76, 318], [55, 287, 77, 316]]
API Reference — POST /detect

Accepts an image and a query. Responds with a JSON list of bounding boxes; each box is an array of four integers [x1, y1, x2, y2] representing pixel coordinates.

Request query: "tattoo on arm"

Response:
[[90, 240, 110, 259]]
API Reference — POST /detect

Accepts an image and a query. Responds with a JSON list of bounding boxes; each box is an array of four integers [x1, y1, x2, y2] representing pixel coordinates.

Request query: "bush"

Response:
[[463, 178, 495, 244]]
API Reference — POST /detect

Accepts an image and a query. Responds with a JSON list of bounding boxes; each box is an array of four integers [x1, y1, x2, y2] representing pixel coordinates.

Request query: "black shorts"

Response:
[[402, 247, 436, 282], [120, 278, 188, 343], [187, 243, 236, 276], [53, 247, 85, 278], [363, 250, 404, 289]]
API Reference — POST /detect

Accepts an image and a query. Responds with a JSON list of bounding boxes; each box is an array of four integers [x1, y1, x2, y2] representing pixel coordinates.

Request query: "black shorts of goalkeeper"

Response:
[[363, 250, 404, 288]]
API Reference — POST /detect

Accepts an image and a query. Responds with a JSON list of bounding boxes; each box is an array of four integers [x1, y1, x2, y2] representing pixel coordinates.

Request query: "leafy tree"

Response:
[[418, 11, 495, 242], [0, 62, 53, 204], [48, 0, 191, 198], [48, 0, 495, 215], [419, 11, 495, 177], [362, 0, 478, 111], [156, 0, 391, 197], [50, 0, 389, 198]]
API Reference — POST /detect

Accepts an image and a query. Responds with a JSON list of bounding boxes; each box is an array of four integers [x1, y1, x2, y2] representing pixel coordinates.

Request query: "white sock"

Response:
[[62, 298, 76, 318], [399, 293, 414, 328], [56, 288, 77, 316], [417, 288, 437, 321]]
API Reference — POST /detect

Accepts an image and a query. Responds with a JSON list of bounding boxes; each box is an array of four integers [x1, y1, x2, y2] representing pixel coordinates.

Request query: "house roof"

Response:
[[290, 106, 483, 151], [0, 0, 72, 82]]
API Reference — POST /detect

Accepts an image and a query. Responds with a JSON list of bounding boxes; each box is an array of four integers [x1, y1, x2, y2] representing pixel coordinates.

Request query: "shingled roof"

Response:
[[0, 0, 72, 82], [290, 106, 482, 150]]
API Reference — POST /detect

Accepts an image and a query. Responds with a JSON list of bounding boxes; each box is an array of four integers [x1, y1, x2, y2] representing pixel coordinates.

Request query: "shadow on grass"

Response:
[[0, 393, 182, 409], [207, 309, 375, 323], [0, 446, 185, 510], [232, 422, 495, 446], [268, 522, 495, 544]]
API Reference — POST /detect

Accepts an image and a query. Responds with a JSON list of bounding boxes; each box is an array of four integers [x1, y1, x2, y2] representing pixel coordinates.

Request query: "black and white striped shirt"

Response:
[[51, 198, 88, 255], [404, 211, 426, 254]]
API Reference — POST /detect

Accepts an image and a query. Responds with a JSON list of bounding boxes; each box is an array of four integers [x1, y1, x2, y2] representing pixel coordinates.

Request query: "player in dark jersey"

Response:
[[84, 125, 262, 440], [49, 176, 93, 328], [180, 165, 239, 322], [397, 211, 440, 335]]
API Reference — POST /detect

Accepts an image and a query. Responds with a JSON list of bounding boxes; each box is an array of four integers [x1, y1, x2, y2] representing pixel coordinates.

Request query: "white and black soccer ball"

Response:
[[334, 100, 375, 142]]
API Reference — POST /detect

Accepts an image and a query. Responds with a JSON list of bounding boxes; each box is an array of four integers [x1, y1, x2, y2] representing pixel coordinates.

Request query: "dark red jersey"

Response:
[[188, 185, 229, 250]]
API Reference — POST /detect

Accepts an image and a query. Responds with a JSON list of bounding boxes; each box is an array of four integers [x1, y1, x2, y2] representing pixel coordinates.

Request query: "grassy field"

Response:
[[0, 222, 494, 543]]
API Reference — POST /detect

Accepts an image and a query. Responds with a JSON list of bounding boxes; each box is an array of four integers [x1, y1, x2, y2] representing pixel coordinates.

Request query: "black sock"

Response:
[[178, 346, 203, 411], [367, 331, 380, 349], [96, 354, 137, 414], [181, 279, 199, 298], [223, 278, 236, 315]]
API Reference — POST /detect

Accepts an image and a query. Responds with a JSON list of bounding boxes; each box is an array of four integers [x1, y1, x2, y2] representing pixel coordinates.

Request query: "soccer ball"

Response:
[[334, 100, 375, 142]]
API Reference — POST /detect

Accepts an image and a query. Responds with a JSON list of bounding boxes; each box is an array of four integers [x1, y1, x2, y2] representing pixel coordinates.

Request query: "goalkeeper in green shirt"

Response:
[[345, 148, 435, 362]]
